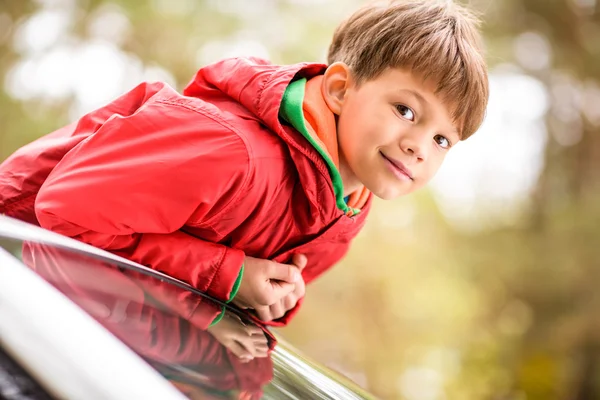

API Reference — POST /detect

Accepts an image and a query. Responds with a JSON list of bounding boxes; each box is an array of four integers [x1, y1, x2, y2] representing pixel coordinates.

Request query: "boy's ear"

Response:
[[321, 62, 353, 116]]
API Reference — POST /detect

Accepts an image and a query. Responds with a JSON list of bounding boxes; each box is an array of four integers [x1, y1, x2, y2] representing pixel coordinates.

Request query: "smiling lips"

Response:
[[381, 152, 414, 181]]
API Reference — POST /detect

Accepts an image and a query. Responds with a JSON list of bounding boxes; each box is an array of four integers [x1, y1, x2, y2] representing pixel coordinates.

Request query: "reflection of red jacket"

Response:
[[0, 57, 371, 325], [22, 242, 272, 398]]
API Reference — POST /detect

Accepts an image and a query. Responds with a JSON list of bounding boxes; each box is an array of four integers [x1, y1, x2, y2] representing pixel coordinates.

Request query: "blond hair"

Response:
[[327, 0, 489, 139]]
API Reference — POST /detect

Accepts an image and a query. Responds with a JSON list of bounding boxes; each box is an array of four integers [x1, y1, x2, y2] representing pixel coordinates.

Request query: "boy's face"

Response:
[[323, 65, 460, 200]]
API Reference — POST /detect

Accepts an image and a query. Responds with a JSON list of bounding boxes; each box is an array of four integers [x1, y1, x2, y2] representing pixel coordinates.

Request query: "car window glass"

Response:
[[0, 238, 274, 400]]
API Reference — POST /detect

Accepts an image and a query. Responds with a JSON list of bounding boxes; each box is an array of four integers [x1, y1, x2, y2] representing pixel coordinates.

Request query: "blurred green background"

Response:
[[1, 0, 599, 399]]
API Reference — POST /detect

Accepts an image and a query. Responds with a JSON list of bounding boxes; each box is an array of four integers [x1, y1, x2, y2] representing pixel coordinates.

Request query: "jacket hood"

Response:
[[183, 57, 342, 217], [183, 57, 327, 135]]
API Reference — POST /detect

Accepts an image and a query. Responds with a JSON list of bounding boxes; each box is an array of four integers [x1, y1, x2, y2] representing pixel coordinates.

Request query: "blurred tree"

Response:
[[0, 0, 599, 399], [480, 0, 600, 398]]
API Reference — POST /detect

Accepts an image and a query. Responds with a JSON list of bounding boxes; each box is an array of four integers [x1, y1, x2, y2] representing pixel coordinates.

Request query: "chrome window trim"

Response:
[[0, 215, 195, 289]]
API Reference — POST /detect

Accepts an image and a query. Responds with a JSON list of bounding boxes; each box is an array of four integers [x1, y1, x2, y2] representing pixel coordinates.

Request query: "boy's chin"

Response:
[[369, 184, 413, 200]]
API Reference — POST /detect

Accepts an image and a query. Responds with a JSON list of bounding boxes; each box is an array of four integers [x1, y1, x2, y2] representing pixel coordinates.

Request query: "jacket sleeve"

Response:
[[35, 97, 250, 306]]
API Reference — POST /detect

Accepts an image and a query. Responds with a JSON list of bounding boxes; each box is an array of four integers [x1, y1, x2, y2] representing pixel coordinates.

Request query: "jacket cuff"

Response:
[[188, 299, 224, 330], [209, 306, 227, 327], [206, 247, 245, 301], [226, 264, 244, 303], [209, 265, 244, 326]]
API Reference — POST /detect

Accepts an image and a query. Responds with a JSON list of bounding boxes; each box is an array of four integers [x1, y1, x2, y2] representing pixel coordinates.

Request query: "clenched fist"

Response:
[[254, 254, 307, 322], [232, 255, 301, 310]]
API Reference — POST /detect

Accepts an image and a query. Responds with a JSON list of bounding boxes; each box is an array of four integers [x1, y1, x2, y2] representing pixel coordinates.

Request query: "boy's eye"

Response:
[[396, 105, 415, 121], [434, 135, 451, 149]]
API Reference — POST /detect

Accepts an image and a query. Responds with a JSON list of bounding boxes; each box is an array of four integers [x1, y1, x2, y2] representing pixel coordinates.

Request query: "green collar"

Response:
[[279, 78, 358, 216]]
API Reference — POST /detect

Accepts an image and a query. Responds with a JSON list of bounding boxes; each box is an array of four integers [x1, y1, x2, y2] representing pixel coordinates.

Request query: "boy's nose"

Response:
[[401, 135, 427, 162]]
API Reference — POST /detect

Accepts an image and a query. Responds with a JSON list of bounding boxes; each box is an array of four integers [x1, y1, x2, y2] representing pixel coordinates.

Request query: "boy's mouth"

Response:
[[380, 152, 414, 181]]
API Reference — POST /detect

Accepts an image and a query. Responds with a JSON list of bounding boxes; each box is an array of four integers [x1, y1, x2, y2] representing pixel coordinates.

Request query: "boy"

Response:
[[0, 0, 488, 335]]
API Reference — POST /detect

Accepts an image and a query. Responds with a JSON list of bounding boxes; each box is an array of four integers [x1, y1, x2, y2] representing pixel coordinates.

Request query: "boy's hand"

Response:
[[207, 314, 269, 362], [255, 254, 307, 322], [232, 255, 301, 310]]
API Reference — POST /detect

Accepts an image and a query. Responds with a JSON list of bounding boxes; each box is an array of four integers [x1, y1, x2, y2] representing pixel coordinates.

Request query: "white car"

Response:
[[0, 215, 377, 400]]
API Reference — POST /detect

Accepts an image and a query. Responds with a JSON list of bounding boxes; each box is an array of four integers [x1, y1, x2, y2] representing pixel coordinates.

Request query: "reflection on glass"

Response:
[[18, 240, 275, 400]]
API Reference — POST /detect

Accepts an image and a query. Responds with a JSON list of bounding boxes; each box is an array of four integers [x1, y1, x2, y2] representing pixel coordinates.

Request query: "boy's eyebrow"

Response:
[[399, 88, 461, 138], [397, 89, 428, 108]]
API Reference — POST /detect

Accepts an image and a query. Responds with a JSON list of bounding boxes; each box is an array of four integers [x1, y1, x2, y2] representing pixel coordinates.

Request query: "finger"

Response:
[[250, 329, 266, 337], [250, 329, 267, 338], [291, 254, 308, 270], [252, 335, 268, 346], [232, 324, 255, 339], [254, 345, 269, 358], [267, 262, 300, 283], [269, 280, 296, 301], [228, 341, 254, 360], [245, 325, 264, 336], [283, 295, 297, 311], [225, 320, 251, 337], [241, 340, 268, 359], [270, 302, 285, 320], [237, 337, 263, 358], [255, 343, 269, 352], [294, 280, 306, 298], [255, 306, 273, 322]]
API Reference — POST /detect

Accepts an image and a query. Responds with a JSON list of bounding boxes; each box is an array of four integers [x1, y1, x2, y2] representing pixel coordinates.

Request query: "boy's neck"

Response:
[[338, 153, 362, 197]]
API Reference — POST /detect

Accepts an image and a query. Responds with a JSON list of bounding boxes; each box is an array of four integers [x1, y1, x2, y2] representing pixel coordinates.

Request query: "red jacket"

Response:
[[0, 57, 372, 327]]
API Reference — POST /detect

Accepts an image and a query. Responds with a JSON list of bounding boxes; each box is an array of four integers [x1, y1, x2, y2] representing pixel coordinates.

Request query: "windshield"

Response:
[[2, 237, 275, 400]]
